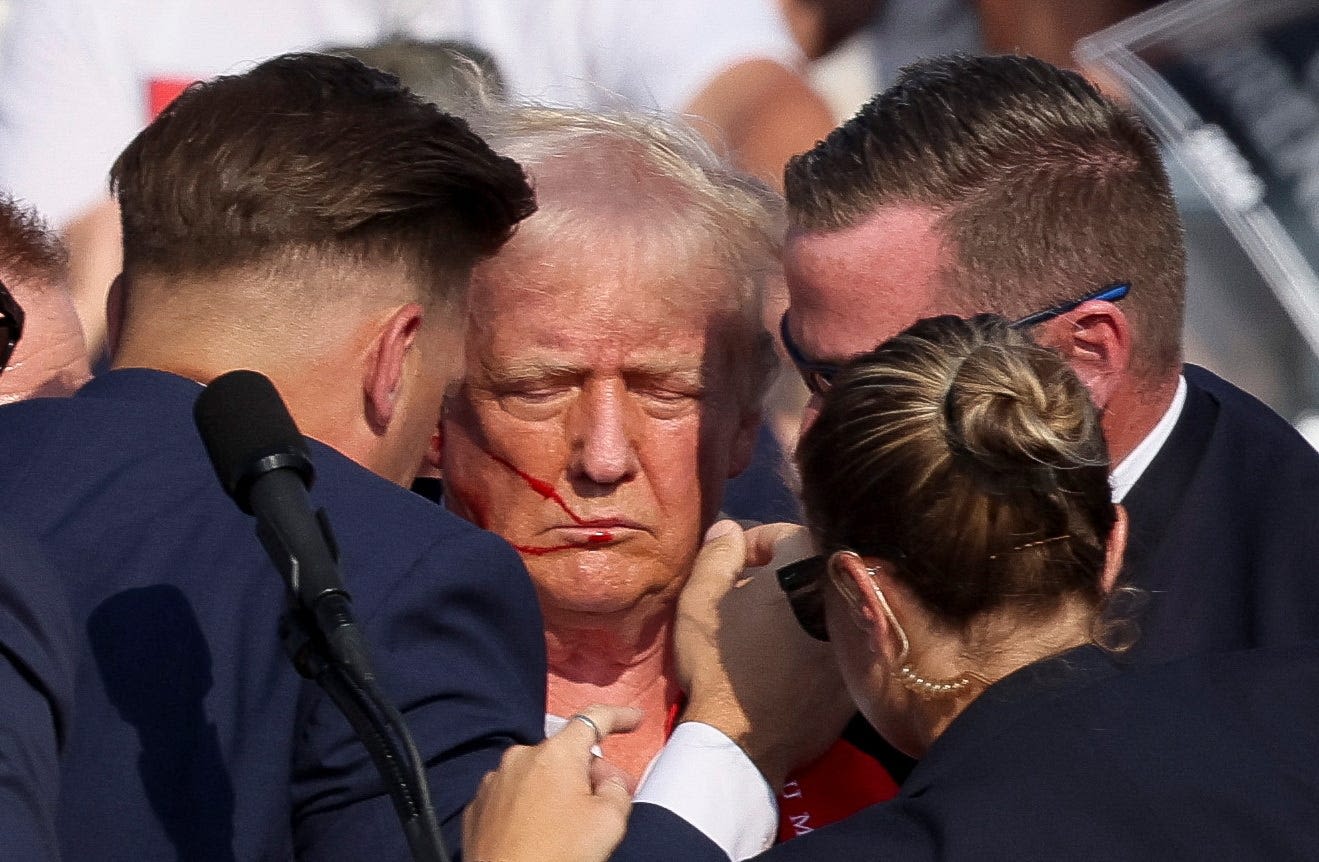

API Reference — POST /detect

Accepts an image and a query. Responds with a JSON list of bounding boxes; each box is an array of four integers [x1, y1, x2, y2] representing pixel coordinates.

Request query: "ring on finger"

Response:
[[569, 712, 605, 747]]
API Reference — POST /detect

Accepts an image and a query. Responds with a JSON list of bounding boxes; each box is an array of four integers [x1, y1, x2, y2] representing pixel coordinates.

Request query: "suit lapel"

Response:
[[1117, 373, 1218, 587]]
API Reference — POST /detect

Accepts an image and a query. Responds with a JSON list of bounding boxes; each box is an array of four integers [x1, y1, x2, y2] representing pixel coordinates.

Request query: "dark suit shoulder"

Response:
[[0, 527, 73, 862], [307, 441, 534, 619], [1182, 364, 1319, 471], [1116, 366, 1319, 658], [882, 645, 1319, 860]]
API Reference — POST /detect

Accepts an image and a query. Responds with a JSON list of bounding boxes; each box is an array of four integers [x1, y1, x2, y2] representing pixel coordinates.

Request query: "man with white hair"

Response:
[[428, 104, 895, 843]]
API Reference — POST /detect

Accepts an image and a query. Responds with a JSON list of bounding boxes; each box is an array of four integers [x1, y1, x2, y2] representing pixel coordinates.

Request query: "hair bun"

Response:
[[942, 316, 1104, 488]]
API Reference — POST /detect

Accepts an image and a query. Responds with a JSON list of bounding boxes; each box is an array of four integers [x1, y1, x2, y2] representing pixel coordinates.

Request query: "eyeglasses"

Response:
[[780, 282, 1131, 396], [0, 279, 25, 376], [778, 548, 904, 642]]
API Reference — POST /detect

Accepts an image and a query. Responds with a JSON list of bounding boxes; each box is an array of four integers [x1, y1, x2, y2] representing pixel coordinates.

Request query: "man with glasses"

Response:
[[0, 195, 91, 404], [776, 54, 1319, 664]]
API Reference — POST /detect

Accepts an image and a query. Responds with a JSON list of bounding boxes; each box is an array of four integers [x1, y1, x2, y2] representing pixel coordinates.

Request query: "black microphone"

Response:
[[194, 369, 448, 862], [194, 370, 354, 645]]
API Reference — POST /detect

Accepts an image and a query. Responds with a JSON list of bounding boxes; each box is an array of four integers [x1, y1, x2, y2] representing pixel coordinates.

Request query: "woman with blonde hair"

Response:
[[463, 314, 1319, 862]]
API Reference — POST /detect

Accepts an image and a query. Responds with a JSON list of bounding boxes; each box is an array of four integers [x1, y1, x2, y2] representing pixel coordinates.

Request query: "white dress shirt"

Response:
[[1109, 375, 1187, 503]]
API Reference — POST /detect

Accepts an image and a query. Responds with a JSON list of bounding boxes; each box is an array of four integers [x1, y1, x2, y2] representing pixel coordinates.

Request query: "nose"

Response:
[[569, 382, 639, 487]]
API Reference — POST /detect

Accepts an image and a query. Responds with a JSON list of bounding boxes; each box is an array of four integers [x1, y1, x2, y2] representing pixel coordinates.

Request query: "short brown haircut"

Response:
[[111, 52, 536, 305], [798, 314, 1115, 629], [785, 54, 1185, 378], [0, 193, 67, 291]]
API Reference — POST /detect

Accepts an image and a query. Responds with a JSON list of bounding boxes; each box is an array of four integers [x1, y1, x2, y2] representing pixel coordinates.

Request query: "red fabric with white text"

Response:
[[776, 739, 900, 842], [665, 699, 899, 844]]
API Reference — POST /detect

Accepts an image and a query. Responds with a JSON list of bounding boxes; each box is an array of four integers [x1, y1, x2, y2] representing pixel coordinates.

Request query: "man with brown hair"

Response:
[[778, 53, 1319, 661], [0, 53, 545, 860], [0, 195, 90, 403]]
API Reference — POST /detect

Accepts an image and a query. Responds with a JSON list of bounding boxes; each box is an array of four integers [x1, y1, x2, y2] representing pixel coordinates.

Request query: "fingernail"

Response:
[[704, 519, 736, 541]]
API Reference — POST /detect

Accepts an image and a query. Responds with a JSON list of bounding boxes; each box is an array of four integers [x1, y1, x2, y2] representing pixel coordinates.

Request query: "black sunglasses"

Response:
[[780, 282, 1131, 396], [0, 278, 25, 375], [778, 548, 905, 642], [777, 555, 831, 641]]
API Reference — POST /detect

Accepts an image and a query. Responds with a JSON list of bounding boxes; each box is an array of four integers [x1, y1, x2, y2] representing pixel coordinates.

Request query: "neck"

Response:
[[903, 597, 1097, 754], [545, 607, 679, 789], [114, 325, 394, 481], [544, 606, 672, 686], [1100, 367, 1180, 466]]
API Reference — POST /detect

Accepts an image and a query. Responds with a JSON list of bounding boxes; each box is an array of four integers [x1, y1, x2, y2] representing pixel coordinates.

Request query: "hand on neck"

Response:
[[545, 605, 679, 788]]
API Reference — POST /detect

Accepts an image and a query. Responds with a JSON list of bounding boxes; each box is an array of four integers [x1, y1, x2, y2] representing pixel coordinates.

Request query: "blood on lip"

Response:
[[488, 451, 616, 553]]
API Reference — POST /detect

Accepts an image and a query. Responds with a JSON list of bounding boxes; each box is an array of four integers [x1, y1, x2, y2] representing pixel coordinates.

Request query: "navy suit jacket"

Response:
[[620, 642, 1319, 861], [0, 528, 74, 862], [1119, 365, 1319, 661], [0, 369, 547, 860]]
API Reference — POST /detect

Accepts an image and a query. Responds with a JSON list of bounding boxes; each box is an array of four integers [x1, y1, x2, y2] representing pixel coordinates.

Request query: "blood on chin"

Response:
[[513, 530, 615, 556]]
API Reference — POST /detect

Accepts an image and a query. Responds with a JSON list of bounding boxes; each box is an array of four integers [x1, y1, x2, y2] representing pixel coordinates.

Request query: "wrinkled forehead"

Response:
[[472, 214, 742, 328]]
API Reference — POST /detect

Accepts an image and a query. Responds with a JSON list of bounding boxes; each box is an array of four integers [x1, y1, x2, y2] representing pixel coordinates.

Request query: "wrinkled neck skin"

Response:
[[545, 606, 679, 790]]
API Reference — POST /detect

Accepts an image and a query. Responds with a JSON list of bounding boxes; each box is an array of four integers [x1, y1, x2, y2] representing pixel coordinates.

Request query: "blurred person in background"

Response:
[[0, 194, 91, 403], [462, 314, 1319, 862], [779, 0, 1156, 92], [0, 0, 832, 360], [427, 103, 897, 843], [330, 36, 508, 113]]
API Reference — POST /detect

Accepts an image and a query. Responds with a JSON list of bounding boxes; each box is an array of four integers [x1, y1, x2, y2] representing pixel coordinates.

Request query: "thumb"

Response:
[[689, 520, 747, 595]]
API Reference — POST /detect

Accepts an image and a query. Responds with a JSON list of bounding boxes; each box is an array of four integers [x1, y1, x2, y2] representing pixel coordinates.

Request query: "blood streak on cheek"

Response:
[[486, 451, 615, 551]]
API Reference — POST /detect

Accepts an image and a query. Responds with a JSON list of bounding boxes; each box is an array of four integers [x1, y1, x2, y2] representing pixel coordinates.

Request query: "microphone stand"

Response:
[[256, 477, 450, 862], [279, 602, 448, 862]]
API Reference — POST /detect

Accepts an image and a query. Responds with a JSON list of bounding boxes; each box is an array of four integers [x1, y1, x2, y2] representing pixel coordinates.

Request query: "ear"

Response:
[[1101, 504, 1129, 593], [419, 424, 444, 477], [861, 561, 915, 665], [364, 303, 424, 435], [105, 274, 126, 359], [1035, 300, 1132, 409], [828, 551, 907, 661], [726, 408, 763, 479], [420, 386, 459, 477]]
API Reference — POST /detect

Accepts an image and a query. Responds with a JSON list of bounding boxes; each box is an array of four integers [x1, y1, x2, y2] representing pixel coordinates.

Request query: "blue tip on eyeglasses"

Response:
[[1008, 282, 1130, 329]]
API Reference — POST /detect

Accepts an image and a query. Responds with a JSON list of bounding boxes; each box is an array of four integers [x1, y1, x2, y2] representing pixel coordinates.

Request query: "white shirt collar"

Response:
[[1109, 375, 1187, 503]]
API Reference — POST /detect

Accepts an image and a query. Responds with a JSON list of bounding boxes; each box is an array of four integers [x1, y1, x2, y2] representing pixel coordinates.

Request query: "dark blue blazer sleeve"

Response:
[[0, 529, 74, 862], [288, 526, 547, 861], [611, 803, 729, 862]]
